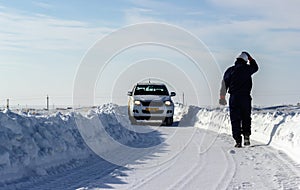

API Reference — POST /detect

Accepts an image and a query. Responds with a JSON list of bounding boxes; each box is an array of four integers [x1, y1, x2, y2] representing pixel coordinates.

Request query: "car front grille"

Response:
[[142, 110, 164, 114], [141, 101, 164, 107]]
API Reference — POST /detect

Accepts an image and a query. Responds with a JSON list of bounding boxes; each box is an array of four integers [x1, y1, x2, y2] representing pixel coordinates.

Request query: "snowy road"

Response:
[[91, 127, 300, 190], [5, 127, 300, 190]]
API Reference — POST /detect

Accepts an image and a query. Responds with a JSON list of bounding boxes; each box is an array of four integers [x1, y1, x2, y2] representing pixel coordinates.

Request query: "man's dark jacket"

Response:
[[220, 58, 258, 96]]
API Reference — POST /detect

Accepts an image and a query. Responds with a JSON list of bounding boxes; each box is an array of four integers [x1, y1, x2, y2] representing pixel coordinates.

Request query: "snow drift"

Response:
[[0, 109, 88, 183], [192, 105, 300, 163], [0, 104, 150, 185]]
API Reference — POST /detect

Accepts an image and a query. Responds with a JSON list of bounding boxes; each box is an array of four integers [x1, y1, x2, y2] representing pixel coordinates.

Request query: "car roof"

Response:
[[136, 82, 166, 86]]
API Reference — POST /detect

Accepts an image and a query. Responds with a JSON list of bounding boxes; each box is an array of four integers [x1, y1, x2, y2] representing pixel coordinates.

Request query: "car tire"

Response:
[[164, 117, 173, 126], [128, 108, 137, 125], [129, 116, 137, 125]]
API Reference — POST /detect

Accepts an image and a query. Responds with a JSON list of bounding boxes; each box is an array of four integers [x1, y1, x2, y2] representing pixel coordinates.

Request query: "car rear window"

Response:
[[134, 85, 169, 96]]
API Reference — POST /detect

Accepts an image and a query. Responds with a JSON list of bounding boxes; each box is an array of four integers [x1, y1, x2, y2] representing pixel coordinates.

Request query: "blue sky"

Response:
[[1, 0, 300, 107]]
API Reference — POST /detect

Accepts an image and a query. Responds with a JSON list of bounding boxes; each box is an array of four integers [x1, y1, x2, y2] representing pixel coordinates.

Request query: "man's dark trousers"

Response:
[[229, 94, 252, 143]]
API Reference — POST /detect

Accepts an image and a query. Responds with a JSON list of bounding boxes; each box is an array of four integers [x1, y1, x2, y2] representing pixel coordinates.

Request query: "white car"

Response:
[[127, 83, 176, 126]]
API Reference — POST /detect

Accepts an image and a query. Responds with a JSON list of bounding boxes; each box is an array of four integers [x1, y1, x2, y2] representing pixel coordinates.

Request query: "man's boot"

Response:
[[235, 142, 242, 148], [244, 135, 250, 146]]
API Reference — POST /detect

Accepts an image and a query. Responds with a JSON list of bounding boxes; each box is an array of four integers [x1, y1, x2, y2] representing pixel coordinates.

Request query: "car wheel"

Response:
[[129, 116, 137, 125], [164, 117, 173, 126], [128, 108, 137, 125]]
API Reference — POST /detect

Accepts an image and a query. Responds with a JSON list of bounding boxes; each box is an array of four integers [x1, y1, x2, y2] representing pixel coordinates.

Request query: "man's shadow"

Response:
[[250, 115, 286, 147]]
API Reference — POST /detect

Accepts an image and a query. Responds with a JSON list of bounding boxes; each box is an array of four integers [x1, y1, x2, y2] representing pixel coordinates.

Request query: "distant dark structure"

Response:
[[46, 95, 49, 111], [6, 99, 9, 109]]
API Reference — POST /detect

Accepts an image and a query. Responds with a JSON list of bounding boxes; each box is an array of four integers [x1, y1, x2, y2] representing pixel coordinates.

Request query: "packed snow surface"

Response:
[[0, 104, 299, 189]]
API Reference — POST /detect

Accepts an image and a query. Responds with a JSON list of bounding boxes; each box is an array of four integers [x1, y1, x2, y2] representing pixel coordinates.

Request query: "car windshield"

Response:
[[134, 85, 169, 96]]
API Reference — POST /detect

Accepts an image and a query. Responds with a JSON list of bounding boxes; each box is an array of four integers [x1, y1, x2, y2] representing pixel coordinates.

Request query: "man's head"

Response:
[[237, 52, 248, 62]]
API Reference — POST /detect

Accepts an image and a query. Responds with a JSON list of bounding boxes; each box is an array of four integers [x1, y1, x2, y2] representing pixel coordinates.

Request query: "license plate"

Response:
[[145, 108, 159, 112]]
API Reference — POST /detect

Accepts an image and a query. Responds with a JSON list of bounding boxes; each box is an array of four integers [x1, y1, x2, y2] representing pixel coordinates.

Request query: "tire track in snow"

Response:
[[174, 145, 228, 190], [128, 157, 177, 190], [215, 147, 237, 190], [174, 130, 238, 190], [128, 127, 198, 190], [166, 133, 208, 190], [212, 133, 277, 189]]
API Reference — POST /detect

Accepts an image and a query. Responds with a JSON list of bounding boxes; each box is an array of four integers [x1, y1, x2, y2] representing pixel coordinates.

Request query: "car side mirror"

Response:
[[127, 91, 132, 96], [170, 92, 176, 96]]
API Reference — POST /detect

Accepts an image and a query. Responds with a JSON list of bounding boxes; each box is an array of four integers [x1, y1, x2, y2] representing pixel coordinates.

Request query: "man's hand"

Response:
[[219, 95, 227, 105], [242, 51, 253, 61]]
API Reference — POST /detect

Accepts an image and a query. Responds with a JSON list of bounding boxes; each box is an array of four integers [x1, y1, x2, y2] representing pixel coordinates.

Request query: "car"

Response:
[[127, 82, 176, 126]]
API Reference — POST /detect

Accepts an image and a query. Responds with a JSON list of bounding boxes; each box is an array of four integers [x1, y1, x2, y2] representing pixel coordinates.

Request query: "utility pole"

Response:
[[182, 92, 185, 106], [46, 95, 49, 111], [6, 99, 9, 109]]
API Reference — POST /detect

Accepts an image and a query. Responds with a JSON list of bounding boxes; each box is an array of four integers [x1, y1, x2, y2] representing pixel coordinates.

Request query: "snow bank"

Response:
[[0, 104, 142, 185], [192, 105, 300, 163], [0, 109, 88, 183]]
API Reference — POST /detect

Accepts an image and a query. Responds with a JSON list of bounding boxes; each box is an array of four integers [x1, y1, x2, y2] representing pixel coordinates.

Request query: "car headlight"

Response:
[[134, 100, 141, 106], [165, 101, 172, 106]]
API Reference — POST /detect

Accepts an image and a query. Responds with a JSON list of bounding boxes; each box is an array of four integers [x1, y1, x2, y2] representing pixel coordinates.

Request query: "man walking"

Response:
[[219, 52, 259, 147]]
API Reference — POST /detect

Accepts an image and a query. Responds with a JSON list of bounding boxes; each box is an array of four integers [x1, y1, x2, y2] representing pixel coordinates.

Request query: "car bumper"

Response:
[[132, 105, 174, 120]]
